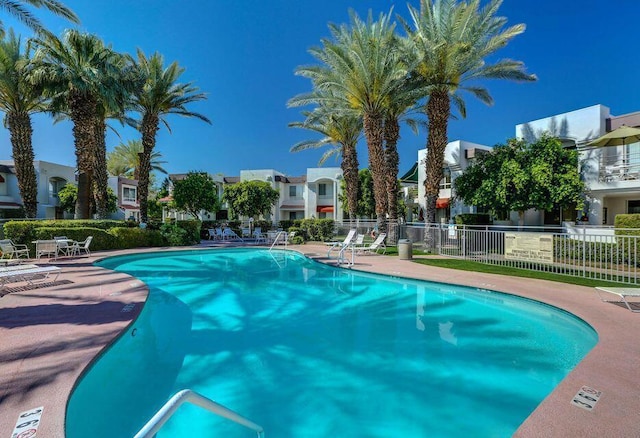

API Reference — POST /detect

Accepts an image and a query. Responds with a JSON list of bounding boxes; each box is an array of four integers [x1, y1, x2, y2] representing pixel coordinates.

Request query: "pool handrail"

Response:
[[133, 389, 265, 438], [268, 230, 288, 250]]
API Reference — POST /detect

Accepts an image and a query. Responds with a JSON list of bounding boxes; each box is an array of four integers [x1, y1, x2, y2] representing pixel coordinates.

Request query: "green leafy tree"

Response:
[[454, 135, 585, 226], [401, 0, 536, 245], [222, 180, 279, 220], [340, 168, 375, 218], [171, 172, 219, 218], [131, 49, 210, 223], [56, 183, 117, 215]]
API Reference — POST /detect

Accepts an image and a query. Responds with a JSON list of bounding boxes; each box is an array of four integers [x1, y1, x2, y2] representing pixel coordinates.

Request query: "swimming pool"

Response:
[[66, 249, 597, 437]]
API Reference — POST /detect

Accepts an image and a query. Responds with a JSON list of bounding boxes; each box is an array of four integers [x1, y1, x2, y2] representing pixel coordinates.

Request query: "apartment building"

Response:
[[165, 167, 344, 224], [0, 160, 75, 219], [515, 104, 640, 226]]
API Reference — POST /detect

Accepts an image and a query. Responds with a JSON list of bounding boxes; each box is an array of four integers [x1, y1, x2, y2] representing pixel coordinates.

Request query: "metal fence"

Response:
[[336, 221, 640, 285]]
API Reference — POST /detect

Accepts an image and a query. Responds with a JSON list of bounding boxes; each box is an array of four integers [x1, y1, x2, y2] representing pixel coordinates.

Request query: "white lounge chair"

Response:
[[0, 239, 30, 259], [71, 236, 93, 257], [358, 233, 387, 255], [207, 228, 217, 240], [326, 229, 357, 258], [0, 264, 61, 288], [222, 228, 243, 241], [595, 287, 640, 312]]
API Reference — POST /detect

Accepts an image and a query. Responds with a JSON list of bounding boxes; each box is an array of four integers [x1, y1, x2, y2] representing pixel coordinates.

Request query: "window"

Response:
[[289, 186, 297, 198], [290, 211, 299, 220], [439, 168, 452, 190], [628, 200, 640, 214], [319, 183, 327, 196], [123, 187, 137, 203]]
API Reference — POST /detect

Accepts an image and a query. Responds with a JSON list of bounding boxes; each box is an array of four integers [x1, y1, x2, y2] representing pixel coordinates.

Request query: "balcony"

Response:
[[599, 152, 640, 182]]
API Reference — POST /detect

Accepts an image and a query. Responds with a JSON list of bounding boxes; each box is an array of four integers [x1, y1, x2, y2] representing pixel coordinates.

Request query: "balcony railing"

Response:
[[599, 151, 640, 182]]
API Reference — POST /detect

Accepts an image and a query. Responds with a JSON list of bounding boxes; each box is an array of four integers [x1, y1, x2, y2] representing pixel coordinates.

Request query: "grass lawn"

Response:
[[385, 246, 627, 288]]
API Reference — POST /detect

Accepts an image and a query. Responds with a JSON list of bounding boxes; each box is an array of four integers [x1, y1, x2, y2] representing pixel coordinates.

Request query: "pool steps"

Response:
[[133, 389, 264, 438]]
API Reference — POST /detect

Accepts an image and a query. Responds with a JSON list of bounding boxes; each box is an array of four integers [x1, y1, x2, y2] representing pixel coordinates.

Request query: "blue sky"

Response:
[[1, 0, 640, 180]]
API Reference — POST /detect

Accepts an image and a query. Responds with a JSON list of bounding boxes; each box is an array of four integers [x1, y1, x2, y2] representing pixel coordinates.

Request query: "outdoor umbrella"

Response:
[[586, 125, 640, 147]]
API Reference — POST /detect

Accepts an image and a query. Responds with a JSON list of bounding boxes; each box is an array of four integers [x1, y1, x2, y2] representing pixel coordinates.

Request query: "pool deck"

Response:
[[0, 243, 639, 437]]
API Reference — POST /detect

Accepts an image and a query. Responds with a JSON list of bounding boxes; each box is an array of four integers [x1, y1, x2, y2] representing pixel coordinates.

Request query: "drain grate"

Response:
[[121, 303, 136, 313], [571, 386, 602, 411]]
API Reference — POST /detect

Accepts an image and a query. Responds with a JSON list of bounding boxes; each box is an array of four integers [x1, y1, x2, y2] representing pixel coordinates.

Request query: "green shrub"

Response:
[[454, 214, 492, 226], [160, 222, 188, 246], [290, 235, 304, 244], [176, 220, 201, 244], [295, 218, 334, 241], [279, 220, 294, 230], [109, 227, 164, 248]]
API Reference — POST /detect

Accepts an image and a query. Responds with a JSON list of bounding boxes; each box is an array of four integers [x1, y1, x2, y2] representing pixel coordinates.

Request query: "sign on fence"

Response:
[[505, 232, 553, 264]]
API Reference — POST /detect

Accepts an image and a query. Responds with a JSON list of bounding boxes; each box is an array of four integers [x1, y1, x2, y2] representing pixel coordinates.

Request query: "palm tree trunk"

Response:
[[363, 112, 387, 232], [424, 88, 450, 250], [139, 113, 159, 223], [69, 90, 97, 219], [7, 111, 38, 218], [384, 115, 400, 244], [341, 141, 359, 223], [93, 117, 110, 219]]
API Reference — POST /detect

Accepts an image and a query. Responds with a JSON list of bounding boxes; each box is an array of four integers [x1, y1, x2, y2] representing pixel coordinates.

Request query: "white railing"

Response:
[[269, 231, 289, 251], [134, 389, 264, 438], [401, 223, 640, 285]]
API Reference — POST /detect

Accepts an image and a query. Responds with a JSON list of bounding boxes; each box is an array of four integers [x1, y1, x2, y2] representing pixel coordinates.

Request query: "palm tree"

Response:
[[131, 49, 210, 223], [402, 0, 536, 246], [0, 30, 45, 217], [0, 0, 79, 36], [107, 139, 168, 179], [288, 101, 362, 222], [29, 29, 127, 218], [294, 10, 408, 231]]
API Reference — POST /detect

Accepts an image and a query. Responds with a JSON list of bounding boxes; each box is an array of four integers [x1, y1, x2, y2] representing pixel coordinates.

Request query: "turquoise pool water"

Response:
[[66, 249, 597, 437]]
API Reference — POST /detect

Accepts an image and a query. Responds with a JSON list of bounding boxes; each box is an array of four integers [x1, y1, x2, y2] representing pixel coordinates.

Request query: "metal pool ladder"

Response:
[[269, 231, 289, 251], [133, 389, 264, 438]]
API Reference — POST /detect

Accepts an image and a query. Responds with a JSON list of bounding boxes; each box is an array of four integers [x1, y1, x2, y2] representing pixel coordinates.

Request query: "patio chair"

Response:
[[325, 229, 357, 258], [54, 236, 72, 257], [0, 239, 30, 259], [241, 228, 251, 239], [207, 228, 216, 240], [36, 240, 59, 260], [358, 233, 387, 255], [71, 236, 93, 257]]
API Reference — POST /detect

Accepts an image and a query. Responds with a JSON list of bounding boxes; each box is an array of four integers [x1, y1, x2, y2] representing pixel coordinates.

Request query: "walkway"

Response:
[[0, 244, 638, 437]]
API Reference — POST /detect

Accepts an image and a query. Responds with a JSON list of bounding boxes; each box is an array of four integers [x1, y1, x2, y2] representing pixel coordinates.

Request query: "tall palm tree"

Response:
[[288, 101, 362, 222], [294, 10, 407, 231], [131, 49, 210, 223], [0, 30, 45, 217], [0, 0, 79, 36], [402, 0, 536, 245], [107, 139, 168, 179], [29, 29, 127, 218]]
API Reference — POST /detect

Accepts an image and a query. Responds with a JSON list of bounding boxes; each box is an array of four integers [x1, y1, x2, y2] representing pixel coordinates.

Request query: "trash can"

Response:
[[398, 239, 413, 260]]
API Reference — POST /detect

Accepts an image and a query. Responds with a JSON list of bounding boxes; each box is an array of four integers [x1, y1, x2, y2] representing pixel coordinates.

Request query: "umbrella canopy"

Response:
[[587, 125, 640, 147]]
